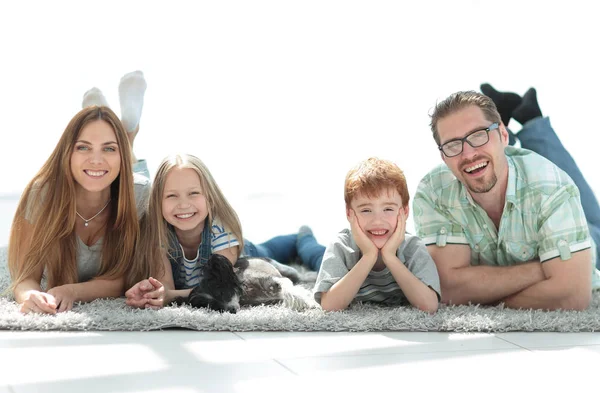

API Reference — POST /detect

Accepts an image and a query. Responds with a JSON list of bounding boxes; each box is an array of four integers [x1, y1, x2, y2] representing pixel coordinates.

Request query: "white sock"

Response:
[[118, 70, 147, 132], [82, 87, 109, 108]]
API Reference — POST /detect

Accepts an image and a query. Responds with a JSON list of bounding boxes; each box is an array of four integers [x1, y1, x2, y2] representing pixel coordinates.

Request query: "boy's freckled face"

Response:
[[349, 189, 406, 249], [162, 168, 209, 232]]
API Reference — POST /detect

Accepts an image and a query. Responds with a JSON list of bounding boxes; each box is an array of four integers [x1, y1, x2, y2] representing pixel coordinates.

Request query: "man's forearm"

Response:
[[442, 262, 545, 305]]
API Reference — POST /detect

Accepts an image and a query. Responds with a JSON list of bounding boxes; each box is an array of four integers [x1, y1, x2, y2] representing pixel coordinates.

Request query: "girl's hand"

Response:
[[143, 277, 166, 310], [382, 209, 407, 261], [20, 290, 57, 314], [47, 284, 78, 313], [347, 209, 378, 258], [126, 277, 164, 309]]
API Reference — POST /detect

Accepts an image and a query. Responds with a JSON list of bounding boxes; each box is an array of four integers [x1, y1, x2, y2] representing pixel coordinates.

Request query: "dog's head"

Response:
[[184, 254, 243, 313]]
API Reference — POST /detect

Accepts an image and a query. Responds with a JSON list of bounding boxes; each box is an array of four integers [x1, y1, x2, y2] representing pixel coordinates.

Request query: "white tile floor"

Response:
[[1, 330, 599, 392]]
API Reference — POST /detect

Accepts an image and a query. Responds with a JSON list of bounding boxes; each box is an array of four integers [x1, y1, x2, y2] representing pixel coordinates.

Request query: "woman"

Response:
[[9, 72, 150, 314]]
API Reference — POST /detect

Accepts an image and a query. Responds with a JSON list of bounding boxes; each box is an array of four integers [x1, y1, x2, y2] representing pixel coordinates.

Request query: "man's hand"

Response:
[[126, 277, 165, 309], [347, 209, 378, 257], [20, 290, 57, 314], [381, 209, 407, 261]]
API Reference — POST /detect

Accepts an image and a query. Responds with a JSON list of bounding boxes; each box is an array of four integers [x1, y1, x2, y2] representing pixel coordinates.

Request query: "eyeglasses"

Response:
[[438, 123, 500, 157]]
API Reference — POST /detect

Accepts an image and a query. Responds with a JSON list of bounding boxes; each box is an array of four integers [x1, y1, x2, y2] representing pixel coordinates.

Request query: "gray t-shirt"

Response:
[[76, 171, 150, 281], [313, 228, 441, 306]]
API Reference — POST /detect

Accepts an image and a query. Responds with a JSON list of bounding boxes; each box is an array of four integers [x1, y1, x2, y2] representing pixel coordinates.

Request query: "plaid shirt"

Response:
[[413, 146, 600, 288]]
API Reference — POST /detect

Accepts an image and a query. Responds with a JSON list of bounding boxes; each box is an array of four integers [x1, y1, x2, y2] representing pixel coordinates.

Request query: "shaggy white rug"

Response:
[[2, 247, 600, 332]]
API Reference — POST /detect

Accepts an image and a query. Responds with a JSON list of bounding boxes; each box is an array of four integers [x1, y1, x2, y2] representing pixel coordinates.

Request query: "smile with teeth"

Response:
[[84, 170, 108, 177], [369, 230, 388, 236], [464, 161, 488, 173], [175, 213, 195, 219]]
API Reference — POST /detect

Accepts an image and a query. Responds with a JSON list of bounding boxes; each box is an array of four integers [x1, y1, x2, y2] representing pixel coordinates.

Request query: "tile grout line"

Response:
[[273, 359, 300, 376], [495, 335, 533, 351], [233, 332, 246, 340]]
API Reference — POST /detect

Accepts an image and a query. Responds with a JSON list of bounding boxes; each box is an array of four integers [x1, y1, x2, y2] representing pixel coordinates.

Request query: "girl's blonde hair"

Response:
[[127, 154, 243, 287], [9, 106, 140, 291]]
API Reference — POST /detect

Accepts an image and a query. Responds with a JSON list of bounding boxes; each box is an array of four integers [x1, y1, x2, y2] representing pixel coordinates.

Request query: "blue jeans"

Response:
[[133, 159, 150, 179], [243, 233, 325, 271], [517, 117, 600, 267]]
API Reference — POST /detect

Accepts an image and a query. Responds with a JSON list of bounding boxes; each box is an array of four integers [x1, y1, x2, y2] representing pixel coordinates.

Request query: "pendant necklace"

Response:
[[76, 199, 111, 227]]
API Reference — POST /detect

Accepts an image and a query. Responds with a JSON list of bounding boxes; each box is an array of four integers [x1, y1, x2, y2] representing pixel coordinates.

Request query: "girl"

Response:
[[125, 154, 325, 309], [8, 71, 150, 314]]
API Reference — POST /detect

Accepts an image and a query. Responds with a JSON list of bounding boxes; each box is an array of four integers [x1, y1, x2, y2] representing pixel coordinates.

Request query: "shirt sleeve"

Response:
[[537, 184, 592, 262], [210, 218, 240, 252], [401, 235, 441, 300], [412, 179, 468, 247], [313, 232, 355, 304]]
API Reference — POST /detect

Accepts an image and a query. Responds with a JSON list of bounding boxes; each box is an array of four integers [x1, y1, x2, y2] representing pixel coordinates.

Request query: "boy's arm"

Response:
[[320, 211, 381, 311], [382, 256, 438, 313], [320, 251, 378, 312], [381, 210, 438, 313]]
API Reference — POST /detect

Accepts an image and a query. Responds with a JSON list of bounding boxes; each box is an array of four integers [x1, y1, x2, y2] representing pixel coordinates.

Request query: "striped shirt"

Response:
[[167, 218, 240, 289], [413, 146, 600, 288], [313, 229, 441, 306]]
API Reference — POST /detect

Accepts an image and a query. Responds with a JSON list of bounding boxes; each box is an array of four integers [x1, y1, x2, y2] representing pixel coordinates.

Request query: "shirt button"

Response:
[[474, 245, 480, 250], [558, 239, 568, 247], [483, 224, 488, 229], [440, 228, 446, 234]]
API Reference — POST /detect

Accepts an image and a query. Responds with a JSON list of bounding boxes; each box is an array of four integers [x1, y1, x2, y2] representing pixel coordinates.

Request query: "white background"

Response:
[[1, 0, 599, 246]]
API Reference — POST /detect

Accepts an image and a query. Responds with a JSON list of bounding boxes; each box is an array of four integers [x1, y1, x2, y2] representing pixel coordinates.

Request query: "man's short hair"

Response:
[[429, 90, 502, 145]]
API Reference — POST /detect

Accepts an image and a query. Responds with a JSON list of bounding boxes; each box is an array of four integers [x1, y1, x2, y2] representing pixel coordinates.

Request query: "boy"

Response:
[[314, 157, 440, 313]]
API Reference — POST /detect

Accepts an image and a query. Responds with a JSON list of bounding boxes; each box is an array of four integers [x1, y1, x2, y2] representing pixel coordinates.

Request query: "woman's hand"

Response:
[[20, 290, 57, 314], [47, 284, 78, 313]]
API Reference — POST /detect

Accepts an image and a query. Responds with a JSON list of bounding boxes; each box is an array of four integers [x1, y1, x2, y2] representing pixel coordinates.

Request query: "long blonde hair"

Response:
[[9, 106, 140, 290], [127, 154, 243, 288]]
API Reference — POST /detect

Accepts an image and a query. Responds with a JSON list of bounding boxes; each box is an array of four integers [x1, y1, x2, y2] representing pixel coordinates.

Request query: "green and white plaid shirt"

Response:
[[413, 146, 600, 289]]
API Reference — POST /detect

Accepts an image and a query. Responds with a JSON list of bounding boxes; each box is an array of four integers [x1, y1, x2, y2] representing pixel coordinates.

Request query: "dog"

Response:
[[174, 254, 318, 313]]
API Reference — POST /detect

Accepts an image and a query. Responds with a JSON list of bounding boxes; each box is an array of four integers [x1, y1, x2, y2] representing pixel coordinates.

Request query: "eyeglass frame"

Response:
[[438, 122, 500, 158]]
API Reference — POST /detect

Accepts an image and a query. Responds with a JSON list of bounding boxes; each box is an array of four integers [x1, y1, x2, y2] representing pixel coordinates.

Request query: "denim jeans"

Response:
[[133, 159, 150, 180], [243, 233, 325, 271], [517, 117, 600, 267]]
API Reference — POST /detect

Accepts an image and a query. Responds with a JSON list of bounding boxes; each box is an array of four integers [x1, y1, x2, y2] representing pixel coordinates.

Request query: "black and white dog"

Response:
[[174, 254, 317, 313]]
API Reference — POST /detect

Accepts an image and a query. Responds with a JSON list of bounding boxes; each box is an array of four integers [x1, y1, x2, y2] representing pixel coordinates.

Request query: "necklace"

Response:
[[76, 199, 111, 227]]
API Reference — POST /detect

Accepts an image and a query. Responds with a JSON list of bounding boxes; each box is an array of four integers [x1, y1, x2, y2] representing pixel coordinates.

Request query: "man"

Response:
[[413, 89, 600, 310]]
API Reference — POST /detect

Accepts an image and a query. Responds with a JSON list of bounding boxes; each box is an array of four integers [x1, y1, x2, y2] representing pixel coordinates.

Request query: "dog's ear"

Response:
[[207, 254, 242, 292]]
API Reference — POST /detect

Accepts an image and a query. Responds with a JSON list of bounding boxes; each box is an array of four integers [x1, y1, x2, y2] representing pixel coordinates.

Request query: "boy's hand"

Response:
[[381, 209, 407, 261], [348, 209, 378, 258], [47, 284, 78, 313]]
